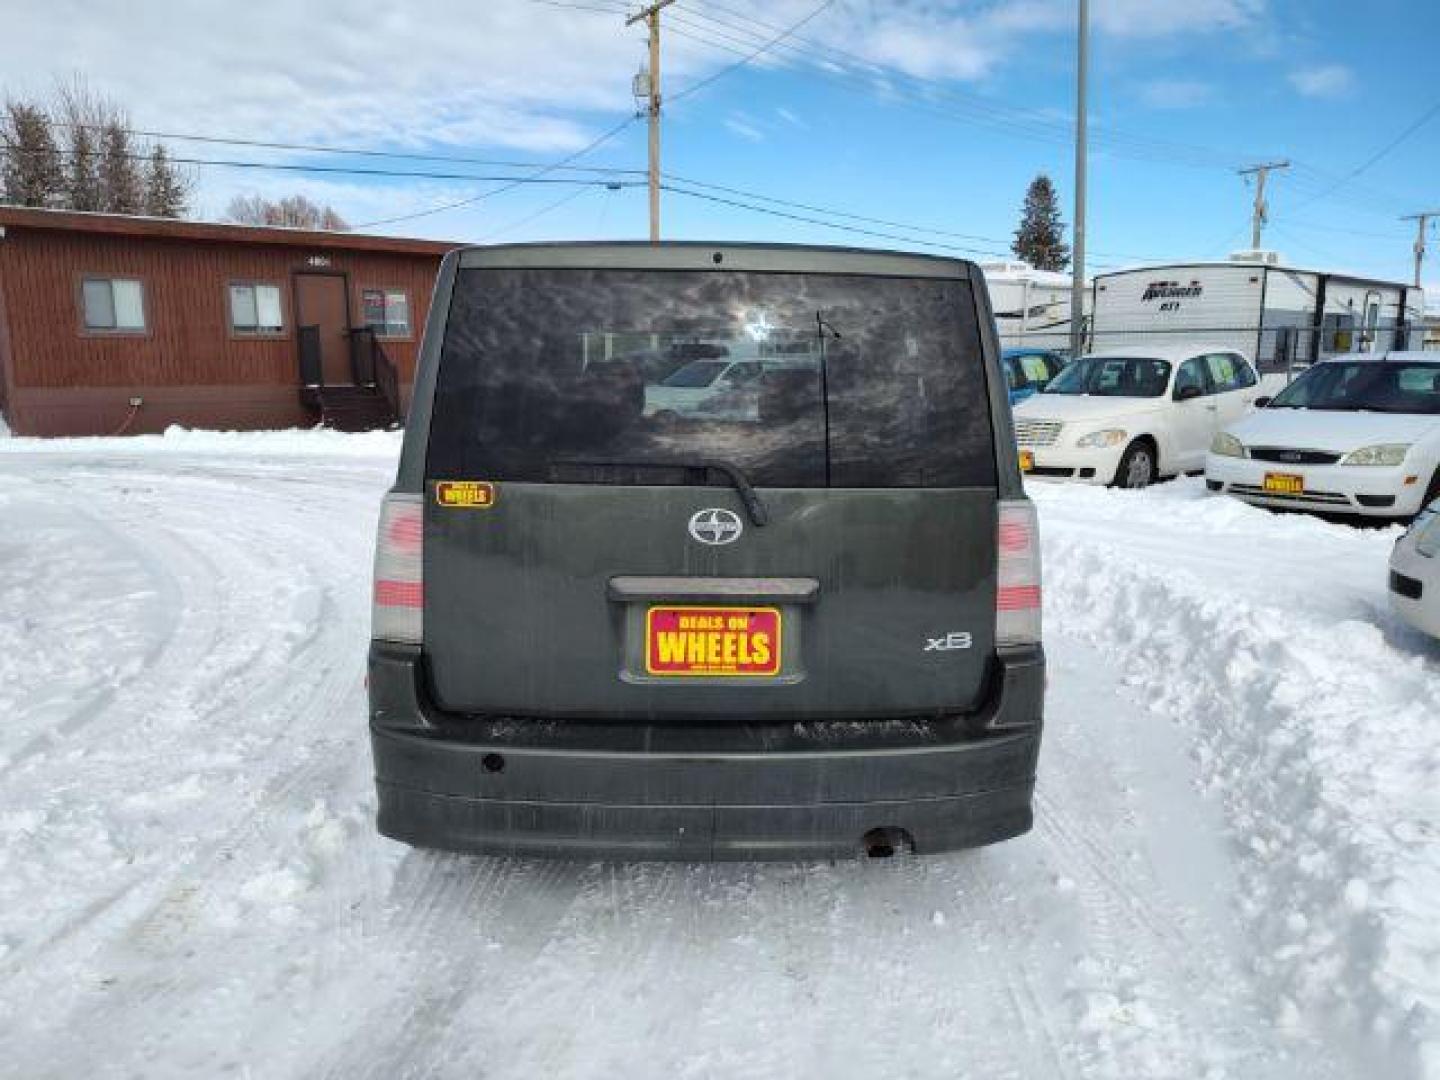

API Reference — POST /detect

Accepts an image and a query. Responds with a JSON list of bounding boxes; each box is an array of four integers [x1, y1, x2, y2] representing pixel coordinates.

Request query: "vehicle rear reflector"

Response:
[[373, 492, 424, 644], [996, 500, 1042, 647]]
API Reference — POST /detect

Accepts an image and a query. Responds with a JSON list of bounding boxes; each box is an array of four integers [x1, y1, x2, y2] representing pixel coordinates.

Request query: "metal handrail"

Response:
[[375, 341, 402, 425]]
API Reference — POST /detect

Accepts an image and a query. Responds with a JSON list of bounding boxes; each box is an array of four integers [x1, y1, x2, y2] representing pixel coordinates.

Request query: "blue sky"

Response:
[[6, 0, 1439, 288]]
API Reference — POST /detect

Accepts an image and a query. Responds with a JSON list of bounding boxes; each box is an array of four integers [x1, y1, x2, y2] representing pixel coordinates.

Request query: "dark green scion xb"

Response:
[[368, 242, 1044, 860]]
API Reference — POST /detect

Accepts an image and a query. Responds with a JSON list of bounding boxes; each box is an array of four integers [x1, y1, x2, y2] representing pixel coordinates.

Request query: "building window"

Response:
[[361, 288, 411, 337], [229, 283, 284, 334], [82, 277, 146, 332]]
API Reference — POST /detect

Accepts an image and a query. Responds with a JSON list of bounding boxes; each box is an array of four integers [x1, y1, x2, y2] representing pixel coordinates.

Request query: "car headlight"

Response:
[[1076, 429, 1127, 449], [1340, 443, 1412, 467], [1210, 432, 1246, 458]]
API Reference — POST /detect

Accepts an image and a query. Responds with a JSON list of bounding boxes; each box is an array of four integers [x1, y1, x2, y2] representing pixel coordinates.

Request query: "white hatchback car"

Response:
[[1206, 352, 1440, 518], [1014, 345, 1263, 487], [1390, 499, 1440, 639]]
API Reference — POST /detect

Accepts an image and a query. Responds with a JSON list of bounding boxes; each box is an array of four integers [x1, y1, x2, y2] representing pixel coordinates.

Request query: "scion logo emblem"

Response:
[[688, 508, 743, 546]]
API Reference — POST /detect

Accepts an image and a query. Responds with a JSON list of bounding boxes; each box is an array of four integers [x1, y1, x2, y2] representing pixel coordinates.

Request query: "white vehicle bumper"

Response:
[[1019, 444, 1125, 486], [1204, 454, 1432, 517], [1389, 543, 1440, 639]]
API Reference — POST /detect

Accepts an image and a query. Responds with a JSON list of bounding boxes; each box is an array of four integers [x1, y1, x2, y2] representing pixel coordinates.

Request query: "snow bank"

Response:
[[1034, 479, 1440, 1075], [0, 424, 402, 458]]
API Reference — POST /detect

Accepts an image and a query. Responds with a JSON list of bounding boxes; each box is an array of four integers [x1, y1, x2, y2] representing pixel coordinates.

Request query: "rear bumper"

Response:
[[368, 644, 1044, 860]]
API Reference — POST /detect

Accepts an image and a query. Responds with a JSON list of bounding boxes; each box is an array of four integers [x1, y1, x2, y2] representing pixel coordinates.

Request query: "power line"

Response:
[[665, 5, 1257, 173], [1286, 98, 1440, 216], [37, 143, 643, 187], [479, 183, 601, 241], [660, 180, 1011, 257], [53, 122, 645, 176], [356, 114, 640, 227], [668, 0, 837, 105], [661, 171, 1156, 261]]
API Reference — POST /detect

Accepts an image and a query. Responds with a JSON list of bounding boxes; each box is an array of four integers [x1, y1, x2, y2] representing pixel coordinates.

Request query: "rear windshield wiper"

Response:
[[550, 457, 770, 526]]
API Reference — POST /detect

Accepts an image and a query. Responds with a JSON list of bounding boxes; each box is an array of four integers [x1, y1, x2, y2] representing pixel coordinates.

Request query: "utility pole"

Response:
[[1402, 211, 1439, 287], [1069, 0, 1088, 358], [1237, 161, 1290, 250], [627, 0, 676, 243]]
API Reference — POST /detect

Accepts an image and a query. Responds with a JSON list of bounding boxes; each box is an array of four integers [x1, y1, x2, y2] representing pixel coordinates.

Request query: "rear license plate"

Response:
[[645, 606, 781, 677], [1263, 472, 1304, 495], [1019, 450, 1035, 473]]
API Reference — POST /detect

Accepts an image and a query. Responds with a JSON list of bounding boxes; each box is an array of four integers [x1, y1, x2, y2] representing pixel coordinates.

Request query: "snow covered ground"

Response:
[[0, 429, 1436, 1080]]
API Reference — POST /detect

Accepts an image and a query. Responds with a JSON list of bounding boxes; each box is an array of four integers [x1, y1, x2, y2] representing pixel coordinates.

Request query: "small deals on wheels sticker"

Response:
[[435, 481, 497, 508], [646, 606, 782, 677]]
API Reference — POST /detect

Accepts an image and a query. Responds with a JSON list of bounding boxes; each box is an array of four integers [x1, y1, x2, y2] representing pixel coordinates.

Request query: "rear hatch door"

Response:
[[423, 260, 999, 720]]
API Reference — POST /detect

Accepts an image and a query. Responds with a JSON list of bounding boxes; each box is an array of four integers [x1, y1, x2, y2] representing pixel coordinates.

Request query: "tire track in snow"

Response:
[[4, 448, 1423, 1080], [1, 458, 389, 1078]]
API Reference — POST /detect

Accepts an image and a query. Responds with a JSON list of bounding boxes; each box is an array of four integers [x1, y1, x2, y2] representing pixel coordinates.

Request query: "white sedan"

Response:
[[1390, 499, 1440, 638], [1014, 345, 1263, 488], [1206, 352, 1440, 518]]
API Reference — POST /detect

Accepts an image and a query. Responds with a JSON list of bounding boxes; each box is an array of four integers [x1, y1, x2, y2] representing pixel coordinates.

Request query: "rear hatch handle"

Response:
[[551, 458, 770, 527]]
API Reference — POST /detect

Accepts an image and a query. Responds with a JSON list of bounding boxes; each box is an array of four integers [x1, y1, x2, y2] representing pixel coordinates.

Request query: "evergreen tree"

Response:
[[1012, 174, 1071, 272], [55, 76, 105, 211], [0, 102, 63, 207], [143, 144, 189, 217], [99, 122, 144, 214], [66, 124, 102, 211]]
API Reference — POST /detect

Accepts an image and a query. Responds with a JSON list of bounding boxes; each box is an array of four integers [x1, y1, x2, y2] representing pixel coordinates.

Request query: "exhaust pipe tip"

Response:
[[862, 827, 914, 859]]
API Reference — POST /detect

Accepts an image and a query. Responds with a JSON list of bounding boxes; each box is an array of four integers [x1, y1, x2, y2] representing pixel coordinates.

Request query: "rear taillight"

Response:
[[996, 500, 1042, 647], [373, 492, 423, 644]]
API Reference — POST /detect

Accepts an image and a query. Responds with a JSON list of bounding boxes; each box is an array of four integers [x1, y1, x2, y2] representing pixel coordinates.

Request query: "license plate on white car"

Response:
[[1263, 472, 1304, 495]]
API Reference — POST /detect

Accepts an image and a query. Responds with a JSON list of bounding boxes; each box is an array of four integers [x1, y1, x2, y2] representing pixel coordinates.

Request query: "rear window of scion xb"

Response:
[[427, 267, 997, 488]]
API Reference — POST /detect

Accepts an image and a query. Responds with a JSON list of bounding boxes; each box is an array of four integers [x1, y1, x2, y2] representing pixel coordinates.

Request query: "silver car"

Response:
[[1391, 499, 1440, 639]]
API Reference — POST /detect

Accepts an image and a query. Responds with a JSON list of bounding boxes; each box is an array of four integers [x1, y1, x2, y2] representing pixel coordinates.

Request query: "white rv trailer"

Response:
[[1088, 251, 1426, 390], [980, 260, 1085, 351]]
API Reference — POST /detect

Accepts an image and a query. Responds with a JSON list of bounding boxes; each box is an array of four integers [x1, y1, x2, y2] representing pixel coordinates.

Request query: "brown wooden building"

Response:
[[0, 206, 454, 435]]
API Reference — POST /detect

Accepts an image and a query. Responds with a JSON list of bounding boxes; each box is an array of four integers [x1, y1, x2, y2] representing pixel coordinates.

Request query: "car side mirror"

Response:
[[1254, 396, 1272, 408], [1176, 385, 1203, 402]]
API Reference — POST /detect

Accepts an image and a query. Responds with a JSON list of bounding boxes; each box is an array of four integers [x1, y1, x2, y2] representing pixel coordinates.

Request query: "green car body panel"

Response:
[[369, 242, 1044, 860]]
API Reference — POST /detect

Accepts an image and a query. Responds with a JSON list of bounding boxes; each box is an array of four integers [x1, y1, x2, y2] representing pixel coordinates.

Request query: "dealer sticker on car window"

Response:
[[645, 606, 781, 677]]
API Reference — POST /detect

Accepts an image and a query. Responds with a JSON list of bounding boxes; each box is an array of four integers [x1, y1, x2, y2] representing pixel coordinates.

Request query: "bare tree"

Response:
[[225, 192, 350, 231], [0, 102, 63, 207]]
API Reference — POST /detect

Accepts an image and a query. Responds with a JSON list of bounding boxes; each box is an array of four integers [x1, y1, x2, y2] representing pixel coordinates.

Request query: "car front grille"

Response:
[[1230, 484, 1351, 507], [1015, 419, 1063, 447], [1247, 446, 1342, 465]]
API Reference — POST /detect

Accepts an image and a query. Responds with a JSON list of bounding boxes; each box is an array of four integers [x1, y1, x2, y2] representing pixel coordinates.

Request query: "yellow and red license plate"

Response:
[[645, 606, 782, 677], [1019, 450, 1035, 473], [1263, 472, 1304, 495]]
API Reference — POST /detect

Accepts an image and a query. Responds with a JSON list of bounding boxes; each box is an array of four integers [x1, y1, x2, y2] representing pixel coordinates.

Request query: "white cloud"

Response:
[[1288, 64, 1355, 98], [1091, 0, 1264, 37], [0, 0, 1280, 237], [1138, 79, 1215, 109], [1, 0, 675, 152], [723, 114, 766, 143]]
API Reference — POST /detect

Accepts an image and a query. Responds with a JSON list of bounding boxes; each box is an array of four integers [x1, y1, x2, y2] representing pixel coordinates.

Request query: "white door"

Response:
[[1206, 352, 1260, 430], [1170, 357, 1218, 473]]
